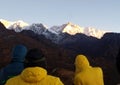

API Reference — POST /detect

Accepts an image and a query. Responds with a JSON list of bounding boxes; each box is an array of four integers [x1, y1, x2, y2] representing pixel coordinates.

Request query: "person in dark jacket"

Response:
[[0, 44, 27, 85], [24, 48, 47, 69]]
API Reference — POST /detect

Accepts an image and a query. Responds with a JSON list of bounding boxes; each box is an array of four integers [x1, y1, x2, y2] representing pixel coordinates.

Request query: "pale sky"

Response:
[[0, 0, 120, 32]]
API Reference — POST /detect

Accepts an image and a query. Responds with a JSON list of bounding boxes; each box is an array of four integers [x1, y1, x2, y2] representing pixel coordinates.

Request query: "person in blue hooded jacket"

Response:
[[0, 44, 27, 85]]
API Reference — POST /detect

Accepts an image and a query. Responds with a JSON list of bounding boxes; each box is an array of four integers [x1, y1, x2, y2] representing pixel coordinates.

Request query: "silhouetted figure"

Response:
[[24, 48, 47, 69], [0, 44, 27, 85], [116, 56, 120, 74], [5, 48, 64, 85], [74, 54, 104, 85]]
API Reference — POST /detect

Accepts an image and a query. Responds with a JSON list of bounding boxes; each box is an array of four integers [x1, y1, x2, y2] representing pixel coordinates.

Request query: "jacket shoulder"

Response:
[[5, 76, 20, 85], [46, 75, 64, 85], [93, 67, 103, 72]]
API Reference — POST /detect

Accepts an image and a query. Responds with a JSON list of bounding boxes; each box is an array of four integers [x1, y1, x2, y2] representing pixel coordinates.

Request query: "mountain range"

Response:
[[0, 19, 120, 85], [0, 19, 107, 39]]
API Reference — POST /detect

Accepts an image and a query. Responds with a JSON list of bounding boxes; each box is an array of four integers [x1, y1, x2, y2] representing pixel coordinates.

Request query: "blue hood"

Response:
[[12, 44, 27, 62]]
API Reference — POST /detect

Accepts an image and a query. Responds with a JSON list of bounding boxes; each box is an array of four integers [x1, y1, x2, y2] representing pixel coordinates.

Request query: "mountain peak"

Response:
[[10, 20, 29, 28], [0, 19, 29, 28], [0, 22, 8, 32], [0, 19, 12, 28], [65, 22, 79, 27], [62, 22, 84, 35], [66, 22, 73, 25]]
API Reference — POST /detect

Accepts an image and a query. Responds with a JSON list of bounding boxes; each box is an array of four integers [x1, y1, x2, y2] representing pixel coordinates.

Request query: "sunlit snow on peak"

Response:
[[0, 19, 29, 28]]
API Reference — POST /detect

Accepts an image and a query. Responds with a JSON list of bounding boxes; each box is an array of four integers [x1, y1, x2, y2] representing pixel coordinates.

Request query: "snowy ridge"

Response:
[[0, 19, 29, 28], [27, 23, 48, 35], [62, 22, 84, 35], [84, 27, 106, 38], [0, 19, 13, 28], [49, 22, 106, 38], [0, 19, 29, 32], [0, 19, 107, 39]]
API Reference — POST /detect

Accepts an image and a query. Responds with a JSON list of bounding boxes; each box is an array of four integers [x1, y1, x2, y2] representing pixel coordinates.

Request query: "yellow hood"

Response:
[[75, 55, 90, 74], [20, 67, 47, 83]]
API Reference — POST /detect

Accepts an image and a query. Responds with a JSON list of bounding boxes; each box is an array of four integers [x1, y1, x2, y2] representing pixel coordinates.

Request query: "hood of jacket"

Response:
[[75, 55, 90, 74], [20, 67, 47, 83], [12, 44, 27, 62]]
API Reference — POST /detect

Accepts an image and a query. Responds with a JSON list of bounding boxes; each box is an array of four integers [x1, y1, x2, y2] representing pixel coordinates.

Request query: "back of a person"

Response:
[[0, 44, 27, 85], [75, 67, 103, 85], [42, 75, 63, 85], [5, 67, 64, 85], [74, 54, 104, 85], [1, 62, 24, 79]]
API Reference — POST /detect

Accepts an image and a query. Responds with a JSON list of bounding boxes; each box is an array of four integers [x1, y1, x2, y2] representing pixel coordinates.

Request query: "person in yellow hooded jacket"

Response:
[[74, 54, 104, 85], [5, 48, 64, 85]]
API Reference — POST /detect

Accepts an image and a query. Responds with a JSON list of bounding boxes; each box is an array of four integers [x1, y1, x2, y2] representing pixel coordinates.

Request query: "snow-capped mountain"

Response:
[[0, 19, 107, 39], [0, 19, 13, 28], [0, 19, 29, 32], [84, 27, 106, 38], [49, 22, 106, 38], [49, 22, 84, 35], [0, 19, 29, 28], [28, 23, 48, 35]]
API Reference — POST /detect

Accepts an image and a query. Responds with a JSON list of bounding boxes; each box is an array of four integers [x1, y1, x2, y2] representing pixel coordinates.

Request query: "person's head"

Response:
[[24, 48, 47, 69], [12, 44, 27, 62], [75, 54, 90, 74]]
